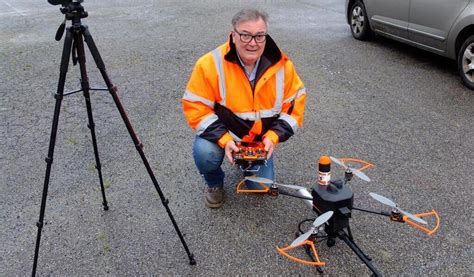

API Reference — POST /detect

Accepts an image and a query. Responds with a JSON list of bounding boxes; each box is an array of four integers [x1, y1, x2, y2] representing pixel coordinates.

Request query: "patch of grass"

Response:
[[104, 179, 111, 189], [103, 244, 111, 254], [97, 231, 111, 255], [87, 163, 96, 172], [97, 232, 106, 241], [66, 137, 78, 145]]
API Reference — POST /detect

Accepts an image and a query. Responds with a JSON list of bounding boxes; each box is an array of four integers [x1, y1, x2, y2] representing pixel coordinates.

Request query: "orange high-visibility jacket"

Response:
[[182, 35, 306, 148]]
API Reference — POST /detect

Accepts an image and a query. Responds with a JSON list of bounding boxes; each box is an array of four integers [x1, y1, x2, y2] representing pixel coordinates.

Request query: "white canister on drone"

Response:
[[318, 155, 331, 186]]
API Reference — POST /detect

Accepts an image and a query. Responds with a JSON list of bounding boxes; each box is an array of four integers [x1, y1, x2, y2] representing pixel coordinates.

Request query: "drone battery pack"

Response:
[[311, 182, 354, 233]]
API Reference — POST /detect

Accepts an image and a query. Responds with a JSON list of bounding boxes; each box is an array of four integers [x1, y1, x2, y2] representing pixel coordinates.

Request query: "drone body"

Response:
[[312, 180, 353, 239]]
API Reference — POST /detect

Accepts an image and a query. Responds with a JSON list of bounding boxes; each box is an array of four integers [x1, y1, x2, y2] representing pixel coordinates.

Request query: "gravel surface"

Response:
[[1, 0, 473, 276]]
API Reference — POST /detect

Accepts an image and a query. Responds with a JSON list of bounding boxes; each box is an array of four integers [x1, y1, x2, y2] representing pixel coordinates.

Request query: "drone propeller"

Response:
[[330, 156, 371, 182], [244, 176, 307, 190], [369, 192, 427, 225], [290, 211, 334, 247]]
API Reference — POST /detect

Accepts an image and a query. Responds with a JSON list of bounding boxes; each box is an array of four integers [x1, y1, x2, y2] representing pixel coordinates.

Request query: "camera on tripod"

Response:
[[48, 0, 82, 6], [48, 0, 87, 18]]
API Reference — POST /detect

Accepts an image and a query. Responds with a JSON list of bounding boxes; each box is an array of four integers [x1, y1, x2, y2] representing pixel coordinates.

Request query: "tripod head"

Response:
[[49, 0, 88, 19], [50, 0, 88, 41], [48, 0, 82, 7]]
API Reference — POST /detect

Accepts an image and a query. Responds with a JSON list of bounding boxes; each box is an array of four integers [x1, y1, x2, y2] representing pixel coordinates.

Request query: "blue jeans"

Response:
[[192, 136, 274, 189]]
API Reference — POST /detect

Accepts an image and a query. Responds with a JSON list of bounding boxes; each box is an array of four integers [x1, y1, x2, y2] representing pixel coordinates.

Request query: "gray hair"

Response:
[[231, 8, 269, 29]]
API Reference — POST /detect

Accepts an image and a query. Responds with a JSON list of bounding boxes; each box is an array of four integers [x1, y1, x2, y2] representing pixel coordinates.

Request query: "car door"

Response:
[[408, 0, 470, 54], [365, 0, 410, 39]]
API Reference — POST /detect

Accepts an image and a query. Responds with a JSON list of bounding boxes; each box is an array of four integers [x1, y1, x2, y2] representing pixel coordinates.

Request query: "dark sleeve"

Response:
[[269, 119, 294, 143], [199, 119, 228, 143]]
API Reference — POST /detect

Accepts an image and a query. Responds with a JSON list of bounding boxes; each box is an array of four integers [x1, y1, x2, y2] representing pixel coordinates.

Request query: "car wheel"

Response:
[[350, 1, 373, 40], [458, 35, 474, 90]]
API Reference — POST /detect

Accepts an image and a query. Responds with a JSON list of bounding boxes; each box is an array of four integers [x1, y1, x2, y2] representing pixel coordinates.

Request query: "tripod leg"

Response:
[[32, 27, 74, 276], [337, 230, 381, 276], [81, 25, 196, 265], [73, 28, 109, 210], [347, 226, 371, 260]]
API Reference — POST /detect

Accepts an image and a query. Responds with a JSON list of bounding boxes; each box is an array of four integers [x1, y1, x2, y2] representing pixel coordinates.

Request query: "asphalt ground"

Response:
[[1, 0, 473, 275]]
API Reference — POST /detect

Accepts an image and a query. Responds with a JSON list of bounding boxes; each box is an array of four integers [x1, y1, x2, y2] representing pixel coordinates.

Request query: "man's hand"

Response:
[[263, 137, 274, 159], [224, 140, 240, 164]]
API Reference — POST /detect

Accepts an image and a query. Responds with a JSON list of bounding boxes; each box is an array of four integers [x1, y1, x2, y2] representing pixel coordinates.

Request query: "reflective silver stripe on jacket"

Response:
[[283, 87, 306, 104], [234, 110, 279, 121], [212, 48, 226, 106], [196, 114, 218, 135], [183, 90, 215, 108], [273, 67, 284, 113], [279, 113, 298, 133]]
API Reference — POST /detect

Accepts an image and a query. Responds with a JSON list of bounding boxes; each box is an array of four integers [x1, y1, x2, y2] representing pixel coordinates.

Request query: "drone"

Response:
[[237, 155, 440, 276]]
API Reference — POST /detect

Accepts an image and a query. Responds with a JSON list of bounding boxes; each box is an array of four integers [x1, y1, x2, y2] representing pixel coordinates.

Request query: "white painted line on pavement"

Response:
[[2, 0, 27, 16], [0, 11, 19, 16]]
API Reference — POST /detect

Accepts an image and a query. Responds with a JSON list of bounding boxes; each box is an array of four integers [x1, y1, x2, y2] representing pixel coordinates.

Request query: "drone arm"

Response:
[[277, 189, 313, 201], [354, 207, 440, 235], [352, 207, 391, 217], [403, 209, 440, 235]]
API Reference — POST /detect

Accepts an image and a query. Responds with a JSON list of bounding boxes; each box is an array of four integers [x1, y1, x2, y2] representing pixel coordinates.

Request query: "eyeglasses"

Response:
[[233, 29, 267, 43]]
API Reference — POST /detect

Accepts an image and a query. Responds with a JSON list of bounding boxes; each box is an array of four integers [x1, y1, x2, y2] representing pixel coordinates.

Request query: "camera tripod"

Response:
[[32, 1, 195, 275]]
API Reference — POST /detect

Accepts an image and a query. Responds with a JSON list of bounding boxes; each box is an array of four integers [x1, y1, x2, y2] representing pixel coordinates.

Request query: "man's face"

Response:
[[232, 18, 267, 66]]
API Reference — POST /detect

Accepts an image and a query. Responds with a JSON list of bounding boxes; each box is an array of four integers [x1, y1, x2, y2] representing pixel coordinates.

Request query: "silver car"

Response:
[[346, 0, 474, 89]]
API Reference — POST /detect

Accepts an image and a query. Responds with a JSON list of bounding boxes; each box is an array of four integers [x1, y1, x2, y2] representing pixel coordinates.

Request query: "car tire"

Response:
[[349, 0, 373, 40], [458, 35, 474, 90]]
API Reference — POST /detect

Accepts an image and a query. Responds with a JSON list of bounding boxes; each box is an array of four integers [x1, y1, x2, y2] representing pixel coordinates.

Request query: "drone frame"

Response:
[[338, 157, 374, 171], [276, 239, 325, 266], [234, 157, 440, 275], [236, 178, 270, 193], [402, 210, 440, 235]]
